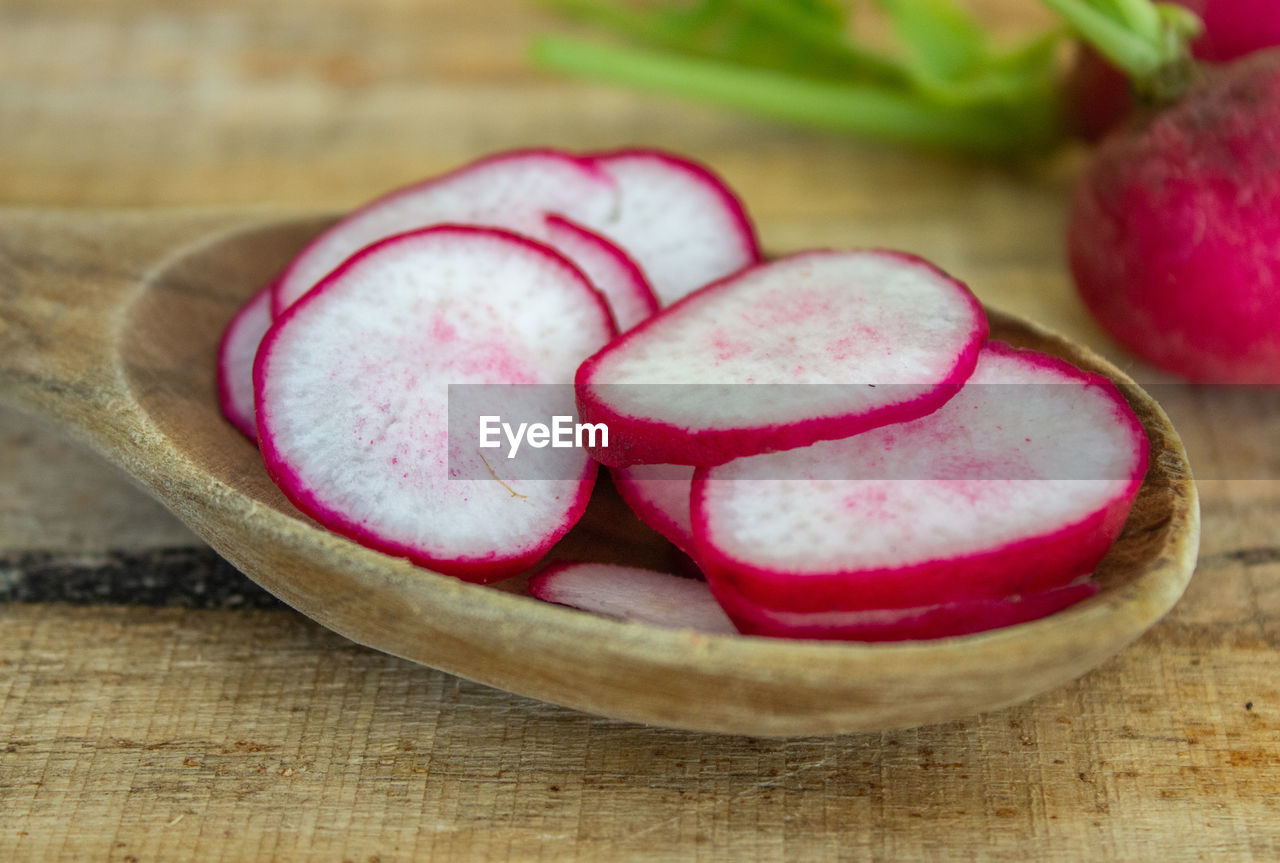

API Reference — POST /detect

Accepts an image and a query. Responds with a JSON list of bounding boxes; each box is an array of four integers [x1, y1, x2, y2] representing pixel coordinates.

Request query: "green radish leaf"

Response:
[[1094, 0, 1161, 43], [533, 35, 1057, 152], [873, 0, 988, 79], [1154, 2, 1203, 42], [989, 30, 1063, 77], [530, 0, 1078, 153], [718, 0, 905, 84], [1039, 0, 1162, 74], [539, 0, 904, 85], [790, 0, 848, 28]]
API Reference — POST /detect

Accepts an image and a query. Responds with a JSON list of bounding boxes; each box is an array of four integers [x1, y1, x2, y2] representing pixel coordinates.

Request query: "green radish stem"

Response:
[[532, 0, 1203, 151], [1042, 0, 1202, 102], [726, 0, 907, 85], [1041, 0, 1164, 74], [533, 36, 1052, 151]]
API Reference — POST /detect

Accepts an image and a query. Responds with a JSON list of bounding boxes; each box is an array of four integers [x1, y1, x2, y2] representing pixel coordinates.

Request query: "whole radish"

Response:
[[1063, 46, 1136, 141], [1183, 0, 1280, 63], [1068, 49, 1280, 383], [1063, 0, 1280, 140]]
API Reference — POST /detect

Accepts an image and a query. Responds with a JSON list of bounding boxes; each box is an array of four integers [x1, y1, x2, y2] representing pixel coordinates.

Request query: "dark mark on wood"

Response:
[[0, 547, 282, 608], [1206, 546, 1280, 567]]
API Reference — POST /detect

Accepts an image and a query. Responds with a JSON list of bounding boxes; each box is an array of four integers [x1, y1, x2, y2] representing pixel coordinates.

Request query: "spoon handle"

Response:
[[0, 208, 255, 434]]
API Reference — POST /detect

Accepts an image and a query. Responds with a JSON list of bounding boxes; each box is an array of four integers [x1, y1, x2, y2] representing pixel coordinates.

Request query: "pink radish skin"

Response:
[[583, 149, 761, 306], [542, 214, 657, 330], [1069, 50, 1280, 383], [529, 562, 738, 634], [272, 149, 617, 313], [271, 149, 656, 331], [1062, 46, 1135, 142], [710, 576, 1099, 641], [528, 563, 1097, 641], [611, 464, 696, 554], [694, 342, 1149, 612], [255, 226, 615, 582], [576, 250, 988, 468], [1063, 1, 1280, 141], [1179, 0, 1280, 64], [216, 281, 275, 441], [270, 147, 759, 327]]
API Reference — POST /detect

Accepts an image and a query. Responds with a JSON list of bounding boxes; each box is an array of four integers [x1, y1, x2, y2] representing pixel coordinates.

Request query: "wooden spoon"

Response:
[[0, 209, 1200, 736]]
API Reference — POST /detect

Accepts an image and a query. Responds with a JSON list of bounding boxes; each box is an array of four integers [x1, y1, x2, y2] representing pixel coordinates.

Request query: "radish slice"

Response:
[[529, 563, 738, 634], [577, 149, 761, 305], [694, 342, 1149, 611], [255, 226, 615, 582], [710, 576, 1100, 641], [542, 214, 657, 331], [216, 282, 275, 441], [576, 250, 988, 467], [527, 563, 1096, 641], [611, 464, 696, 554], [270, 148, 760, 330], [273, 149, 621, 313]]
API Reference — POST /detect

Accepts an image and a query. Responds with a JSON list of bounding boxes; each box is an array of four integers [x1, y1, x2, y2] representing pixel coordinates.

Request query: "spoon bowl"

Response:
[[0, 209, 1199, 736]]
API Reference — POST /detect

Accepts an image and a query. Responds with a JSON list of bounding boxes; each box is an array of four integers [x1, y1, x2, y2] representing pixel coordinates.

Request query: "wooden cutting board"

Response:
[[1, 0, 1276, 859]]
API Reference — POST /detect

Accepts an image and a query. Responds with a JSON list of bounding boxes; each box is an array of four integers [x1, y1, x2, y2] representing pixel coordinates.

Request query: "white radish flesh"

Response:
[[694, 341, 1149, 611], [273, 150, 620, 312], [255, 226, 615, 582], [541, 214, 657, 331], [529, 563, 737, 634], [576, 250, 988, 467], [270, 148, 761, 329], [611, 464, 696, 554], [575, 149, 760, 306], [216, 282, 275, 441], [528, 563, 1096, 641]]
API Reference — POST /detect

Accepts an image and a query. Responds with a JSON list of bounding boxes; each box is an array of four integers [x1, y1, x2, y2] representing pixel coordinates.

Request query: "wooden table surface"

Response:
[[2, 1, 1277, 860]]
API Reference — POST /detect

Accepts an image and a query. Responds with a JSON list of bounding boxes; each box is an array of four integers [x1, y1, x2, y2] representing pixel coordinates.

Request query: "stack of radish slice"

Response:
[[557, 261, 1148, 641], [218, 146, 1150, 640], [692, 341, 1147, 639], [216, 148, 759, 440], [219, 147, 759, 582]]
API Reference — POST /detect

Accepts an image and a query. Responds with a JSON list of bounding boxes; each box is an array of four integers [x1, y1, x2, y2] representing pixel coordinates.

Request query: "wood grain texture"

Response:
[[1, 602, 1276, 862], [0, 0, 1275, 859]]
